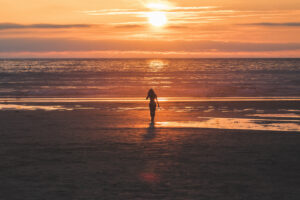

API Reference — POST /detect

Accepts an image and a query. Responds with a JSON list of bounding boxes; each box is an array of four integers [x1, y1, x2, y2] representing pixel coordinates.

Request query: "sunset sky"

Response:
[[0, 0, 300, 58]]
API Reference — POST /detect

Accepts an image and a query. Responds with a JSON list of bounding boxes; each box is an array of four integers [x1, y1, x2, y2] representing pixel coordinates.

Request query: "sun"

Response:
[[147, 11, 167, 27]]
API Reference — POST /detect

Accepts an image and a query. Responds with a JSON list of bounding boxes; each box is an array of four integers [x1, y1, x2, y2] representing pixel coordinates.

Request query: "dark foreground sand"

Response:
[[0, 100, 300, 200]]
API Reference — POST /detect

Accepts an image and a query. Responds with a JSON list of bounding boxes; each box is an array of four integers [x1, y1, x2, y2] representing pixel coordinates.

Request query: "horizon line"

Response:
[[1, 97, 300, 103], [1, 57, 300, 59]]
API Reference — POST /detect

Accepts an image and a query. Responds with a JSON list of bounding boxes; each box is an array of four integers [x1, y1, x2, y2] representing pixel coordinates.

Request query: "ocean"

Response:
[[0, 58, 299, 98]]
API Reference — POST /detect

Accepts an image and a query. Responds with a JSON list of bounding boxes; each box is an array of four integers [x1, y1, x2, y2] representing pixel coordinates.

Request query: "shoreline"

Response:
[[1, 100, 299, 132]]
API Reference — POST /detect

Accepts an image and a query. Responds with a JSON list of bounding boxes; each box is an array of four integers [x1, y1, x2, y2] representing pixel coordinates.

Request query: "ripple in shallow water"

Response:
[[0, 104, 72, 111], [157, 117, 300, 132]]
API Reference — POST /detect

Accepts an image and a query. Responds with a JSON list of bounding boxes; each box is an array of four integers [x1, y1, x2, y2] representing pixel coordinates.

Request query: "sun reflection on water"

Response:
[[148, 60, 167, 72], [157, 117, 300, 132]]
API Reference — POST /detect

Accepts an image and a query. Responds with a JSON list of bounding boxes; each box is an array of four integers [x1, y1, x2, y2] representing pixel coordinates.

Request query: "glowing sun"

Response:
[[147, 11, 167, 27]]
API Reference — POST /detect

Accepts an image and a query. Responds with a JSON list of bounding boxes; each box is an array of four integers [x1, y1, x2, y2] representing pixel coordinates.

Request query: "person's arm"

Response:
[[146, 94, 149, 100], [156, 97, 160, 107]]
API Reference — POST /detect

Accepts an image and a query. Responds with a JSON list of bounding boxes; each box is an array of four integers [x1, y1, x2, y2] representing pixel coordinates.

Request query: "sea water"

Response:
[[0, 58, 299, 98]]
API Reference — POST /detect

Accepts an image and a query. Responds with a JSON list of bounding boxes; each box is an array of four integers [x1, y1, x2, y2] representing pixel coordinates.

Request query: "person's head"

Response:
[[148, 88, 156, 96]]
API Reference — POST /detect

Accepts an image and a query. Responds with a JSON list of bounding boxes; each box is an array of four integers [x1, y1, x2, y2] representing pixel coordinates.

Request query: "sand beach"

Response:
[[0, 98, 299, 199]]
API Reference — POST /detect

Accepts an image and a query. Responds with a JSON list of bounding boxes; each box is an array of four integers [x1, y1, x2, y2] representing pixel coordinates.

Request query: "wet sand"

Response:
[[0, 100, 300, 199]]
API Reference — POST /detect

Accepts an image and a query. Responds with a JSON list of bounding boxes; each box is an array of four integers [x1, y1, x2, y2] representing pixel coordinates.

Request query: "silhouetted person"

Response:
[[146, 88, 159, 122]]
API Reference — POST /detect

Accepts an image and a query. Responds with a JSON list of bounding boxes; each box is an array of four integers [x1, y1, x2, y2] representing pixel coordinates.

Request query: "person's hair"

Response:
[[148, 88, 156, 97]]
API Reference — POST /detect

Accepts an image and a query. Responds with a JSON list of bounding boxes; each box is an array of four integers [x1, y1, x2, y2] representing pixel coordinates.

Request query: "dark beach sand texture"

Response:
[[0, 99, 300, 199]]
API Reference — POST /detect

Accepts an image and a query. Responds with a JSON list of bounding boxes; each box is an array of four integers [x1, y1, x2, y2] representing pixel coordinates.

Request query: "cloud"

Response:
[[239, 22, 300, 27], [82, 10, 147, 16], [81, 7, 237, 26], [82, 7, 233, 18], [114, 24, 144, 29], [0, 38, 300, 53], [1, 50, 300, 58], [166, 25, 187, 29], [0, 23, 92, 30], [166, 6, 217, 11], [82, 7, 300, 26], [83, 6, 217, 14]]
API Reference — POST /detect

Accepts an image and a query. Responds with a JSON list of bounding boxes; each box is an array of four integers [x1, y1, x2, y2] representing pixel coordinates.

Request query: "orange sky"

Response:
[[0, 0, 300, 57]]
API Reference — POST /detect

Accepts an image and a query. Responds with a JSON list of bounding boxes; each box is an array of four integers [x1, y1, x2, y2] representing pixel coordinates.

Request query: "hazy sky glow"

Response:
[[0, 0, 300, 58]]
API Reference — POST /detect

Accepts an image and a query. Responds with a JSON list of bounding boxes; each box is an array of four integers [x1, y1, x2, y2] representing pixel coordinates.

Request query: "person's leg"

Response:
[[150, 103, 156, 122], [149, 104, 152, 120], [151, 109, 155, 122], [149, 102, 156, 122]]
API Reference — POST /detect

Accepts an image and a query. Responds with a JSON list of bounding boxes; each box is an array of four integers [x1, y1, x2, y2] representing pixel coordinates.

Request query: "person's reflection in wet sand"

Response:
[[143, 122, 156, 140]]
